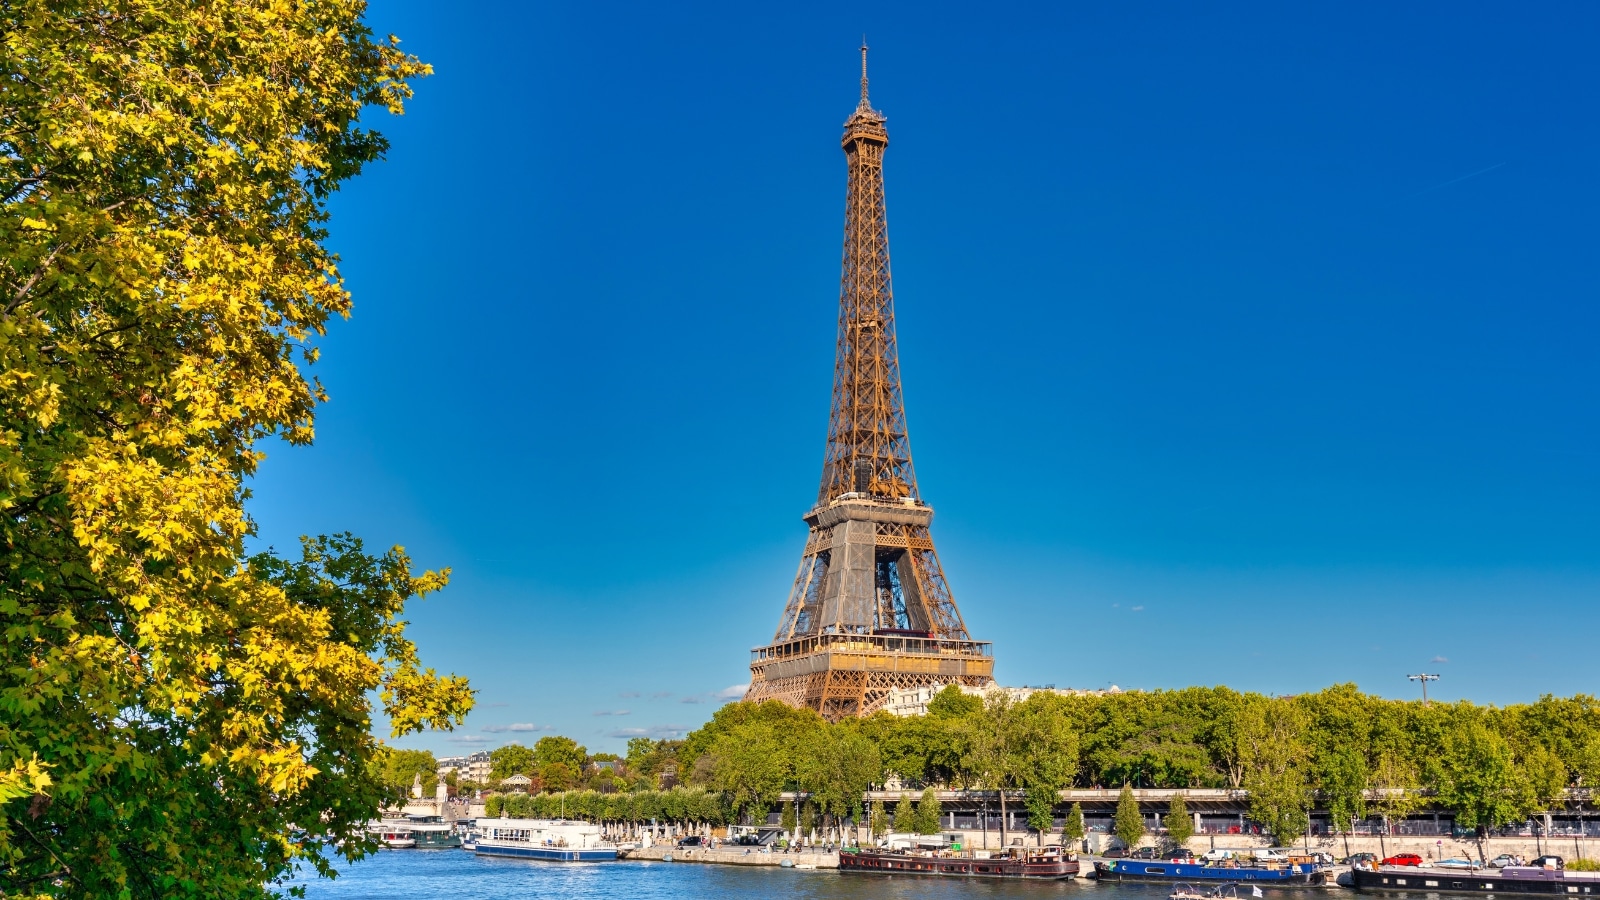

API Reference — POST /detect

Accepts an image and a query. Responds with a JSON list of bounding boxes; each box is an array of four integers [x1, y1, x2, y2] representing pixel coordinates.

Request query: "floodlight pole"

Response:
[[1407, 673, 1441, 707]]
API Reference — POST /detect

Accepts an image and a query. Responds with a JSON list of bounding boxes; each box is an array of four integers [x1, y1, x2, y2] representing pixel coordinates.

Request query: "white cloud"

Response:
[[444, 734, 488, 744], [593, 709, 631, 717], [482, 723, 546, 733], [680, 696, 705, 704], [1431, 656, 1449, 664], [715, 684, 749, 700], [619, 691, 641, 699], [1130, 605, 1144, 612], [609, 725, 688, 739]]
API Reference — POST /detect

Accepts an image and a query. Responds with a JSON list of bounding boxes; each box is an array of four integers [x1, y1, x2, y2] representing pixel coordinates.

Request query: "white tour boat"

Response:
[[473, 817, 618, 862]]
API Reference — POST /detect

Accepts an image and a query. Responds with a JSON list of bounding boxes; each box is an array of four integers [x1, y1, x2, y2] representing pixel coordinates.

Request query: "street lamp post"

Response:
[[1407, 673, 1441, 707]]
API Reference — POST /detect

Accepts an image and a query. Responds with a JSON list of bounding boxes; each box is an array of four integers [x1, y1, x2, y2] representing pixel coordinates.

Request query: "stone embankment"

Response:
[[620, 845, 839, 868]]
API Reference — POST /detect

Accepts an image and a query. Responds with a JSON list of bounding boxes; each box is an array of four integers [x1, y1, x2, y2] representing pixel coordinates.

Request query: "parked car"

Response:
[[1130, 847, 1162, 860], [1344, 852, 1378, 867], [1167, 848, 1197, 861], [675, 835, 703, 847], [1530, 856, 1565, 869], [1488, 854, 1518, 869], [1381, 853, 1423, 867], [1103, 847, 1130, 859]]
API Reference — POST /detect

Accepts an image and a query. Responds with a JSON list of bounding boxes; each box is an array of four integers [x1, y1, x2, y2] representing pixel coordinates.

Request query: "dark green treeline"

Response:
[[468, 685, 1600, 845]]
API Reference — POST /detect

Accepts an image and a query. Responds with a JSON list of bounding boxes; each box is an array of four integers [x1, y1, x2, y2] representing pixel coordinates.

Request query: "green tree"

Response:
[[539, 762, 576, 793], [961, 694, 1078, 849], [490, 744, 537, 781], [705, 721, 786, 824], [1235, 698, 1311, 844], [893, 795, 917, 832], [928, 685, 983, 719], [1063, 801, 1087, 845], [782, 799, 798, 835], [871, 800, 890, 837], [1025, 789, 1057, 847], [375, 748, 438, 804], [1371, 750, 1423, 858], [1435, 718, 1540, 849], [1114, 783, 1145, 850], [533, 736, 588, 774], [1318, 747, 1369, 845], [0, 2, 471, 895], [915, 787, 943, 835], [1165, 792, 1194, 848], [796, 727, 880, 842]]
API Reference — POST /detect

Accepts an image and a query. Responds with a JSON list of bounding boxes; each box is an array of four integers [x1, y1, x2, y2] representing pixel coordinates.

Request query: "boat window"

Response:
[[1146, 867, 1167, 874]]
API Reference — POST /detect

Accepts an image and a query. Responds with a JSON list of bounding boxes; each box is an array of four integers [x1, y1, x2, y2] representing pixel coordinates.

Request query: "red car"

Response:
[[1382, 854, 1423, 867]]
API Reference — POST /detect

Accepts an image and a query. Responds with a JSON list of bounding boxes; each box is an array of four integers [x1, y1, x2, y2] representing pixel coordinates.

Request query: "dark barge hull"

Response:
[[1095, 860, 1325, 886], [840, 850, 1079, 879], [1352, 866, 1600, 896]]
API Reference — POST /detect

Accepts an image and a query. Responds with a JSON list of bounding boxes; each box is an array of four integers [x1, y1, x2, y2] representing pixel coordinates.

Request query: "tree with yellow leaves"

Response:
[[0, 1, 471, 895]]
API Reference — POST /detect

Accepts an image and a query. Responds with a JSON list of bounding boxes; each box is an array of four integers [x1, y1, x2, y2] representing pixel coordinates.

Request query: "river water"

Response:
[[281, 851, 1256, 900]]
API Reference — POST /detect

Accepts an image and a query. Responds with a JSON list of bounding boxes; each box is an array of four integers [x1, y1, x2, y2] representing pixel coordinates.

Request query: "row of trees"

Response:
[[464, 685, 1600, 848]]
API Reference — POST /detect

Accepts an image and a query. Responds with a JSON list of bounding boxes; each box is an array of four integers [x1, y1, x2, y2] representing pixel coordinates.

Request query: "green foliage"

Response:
[[1235, 697, 1311, 845], [1372, 750, 1424, 825], [871, 800, 889, 837], [375, 748, 437, 804], [490, 744, 536, 782], [893, 795, 917, 832], [915, 787, 943, 835], [1165, 792, 1194, 846], [781, 799, 797, 833], [928, 685, 983, 719], [1435, 716, 1536, 831], [532, 736, 588, 774], [470, 684, 1600, 857], [797, 727, 880, 824], [1025, 788, 1056, 841], [539, 762, 577, 793], [1566, 859, 1600, 872], [1319, 747, 1369, 831], [489, 788, 727, 827], [705, 720, 787, 822], [1063, 801, 1087, 842], [1114, 783, 1145, 849], [0, 0, 472, 894]]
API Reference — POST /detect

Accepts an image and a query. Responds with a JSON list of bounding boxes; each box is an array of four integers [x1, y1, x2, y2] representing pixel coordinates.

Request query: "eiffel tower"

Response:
[[744, 45, 995, 721]]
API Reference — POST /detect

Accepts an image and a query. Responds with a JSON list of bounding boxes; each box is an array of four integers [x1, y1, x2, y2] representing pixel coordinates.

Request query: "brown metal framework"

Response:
[[745, 46, 994, 720]]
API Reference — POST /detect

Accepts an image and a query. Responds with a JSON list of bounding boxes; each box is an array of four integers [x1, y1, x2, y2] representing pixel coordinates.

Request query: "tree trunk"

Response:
[[999, 790, 1009, 849]]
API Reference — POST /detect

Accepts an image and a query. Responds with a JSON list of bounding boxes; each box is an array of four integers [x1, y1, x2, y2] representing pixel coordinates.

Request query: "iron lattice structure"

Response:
[[745, 47, 994, 721]]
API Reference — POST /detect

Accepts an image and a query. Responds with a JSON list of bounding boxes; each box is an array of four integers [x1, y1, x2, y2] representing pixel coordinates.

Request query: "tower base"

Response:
[[745, 632, 994, 721]]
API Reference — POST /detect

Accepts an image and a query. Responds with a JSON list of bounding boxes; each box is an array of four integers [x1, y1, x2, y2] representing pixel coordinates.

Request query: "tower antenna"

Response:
[[859, 38, 870, 105]]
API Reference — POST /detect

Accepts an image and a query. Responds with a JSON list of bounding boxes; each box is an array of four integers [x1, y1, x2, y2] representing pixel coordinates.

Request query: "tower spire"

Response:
[[859, 39, 870, 107]]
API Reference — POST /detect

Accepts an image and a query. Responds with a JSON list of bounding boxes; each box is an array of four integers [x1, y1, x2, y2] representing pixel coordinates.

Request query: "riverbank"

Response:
[[621, 845, 840, 868]]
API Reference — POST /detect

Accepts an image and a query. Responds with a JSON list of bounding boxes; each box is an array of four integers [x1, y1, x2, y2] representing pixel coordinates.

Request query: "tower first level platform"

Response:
[[745, 495, 994, 720]]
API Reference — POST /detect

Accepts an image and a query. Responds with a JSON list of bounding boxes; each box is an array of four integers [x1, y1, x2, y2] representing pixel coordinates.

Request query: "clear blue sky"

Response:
[[247, 0, 1600, 756]]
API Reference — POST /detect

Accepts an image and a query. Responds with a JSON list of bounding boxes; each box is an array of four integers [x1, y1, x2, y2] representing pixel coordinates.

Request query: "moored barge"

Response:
[[1096, 859, 1327, 885], [1352, 865, 1600, 896], [840, 844, 1079, 879]]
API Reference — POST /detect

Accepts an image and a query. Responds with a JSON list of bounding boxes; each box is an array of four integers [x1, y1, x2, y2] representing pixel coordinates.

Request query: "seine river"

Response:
[[283, 851, 1226, 900]]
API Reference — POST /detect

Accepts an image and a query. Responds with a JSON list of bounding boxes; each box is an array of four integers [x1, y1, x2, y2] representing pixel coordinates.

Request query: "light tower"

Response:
[[743, 46, 995, 720], [1406, 673, 1441, 706]]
